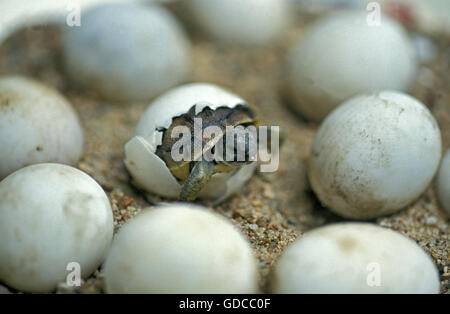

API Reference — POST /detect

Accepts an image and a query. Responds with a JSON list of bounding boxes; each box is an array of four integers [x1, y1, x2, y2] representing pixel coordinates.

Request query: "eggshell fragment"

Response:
[[0, 76, 83, 179], [124, 83, 257, 201], [308, 91, 441, 219], [436, 149, 450, 215], [271, 223, 440, 294], [0, 163, 113, 293], [183, 0, 292, 45], [62, 3, 191, 102], [286, 10, 417, 121], [103, 204, 258, 293]]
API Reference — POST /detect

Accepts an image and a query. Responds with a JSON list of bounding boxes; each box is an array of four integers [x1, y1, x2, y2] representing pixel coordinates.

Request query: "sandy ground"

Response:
[[0, 7, 448, 294]]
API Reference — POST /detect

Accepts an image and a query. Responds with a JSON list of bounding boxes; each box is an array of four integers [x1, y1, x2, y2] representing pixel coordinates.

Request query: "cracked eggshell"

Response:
[[0, 163, 113, 293], [124, 83, 257, 201], [436, 149, 450, 215], [0, 76, 83, 180], [62, 3, 191, 102], [308, 91, 441, 219], [285, 10, 417, 121], [271, 223, 440, 294], [183, 0, 292, 45], [104, 204, 258, 293]]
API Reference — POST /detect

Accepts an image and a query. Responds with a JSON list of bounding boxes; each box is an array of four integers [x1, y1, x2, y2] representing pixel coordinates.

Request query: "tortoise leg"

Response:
[[180, 160, 215, 201]]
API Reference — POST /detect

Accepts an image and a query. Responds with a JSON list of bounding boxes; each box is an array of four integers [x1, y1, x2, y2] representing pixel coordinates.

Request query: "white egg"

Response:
[[436, 149, 450, 215], [103, 204, 258, 293], [183, 0, 292, 45], [124, 83, 257, 202], [308, 91, 441, 219], [0, 76, 84, 180], [0, 163, 113, 293], [0, 0, 151, 44], [62, 3, 191, 102], [271, 223, 440, 294], [286, 10, 417, 121]]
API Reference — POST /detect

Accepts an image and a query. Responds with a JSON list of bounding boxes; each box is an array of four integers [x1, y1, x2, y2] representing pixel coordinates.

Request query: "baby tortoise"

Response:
[[155, 104, 261, 201]]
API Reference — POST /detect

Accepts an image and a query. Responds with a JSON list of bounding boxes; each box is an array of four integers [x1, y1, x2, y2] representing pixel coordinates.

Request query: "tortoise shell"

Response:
[[155, 104, 258, 182]]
